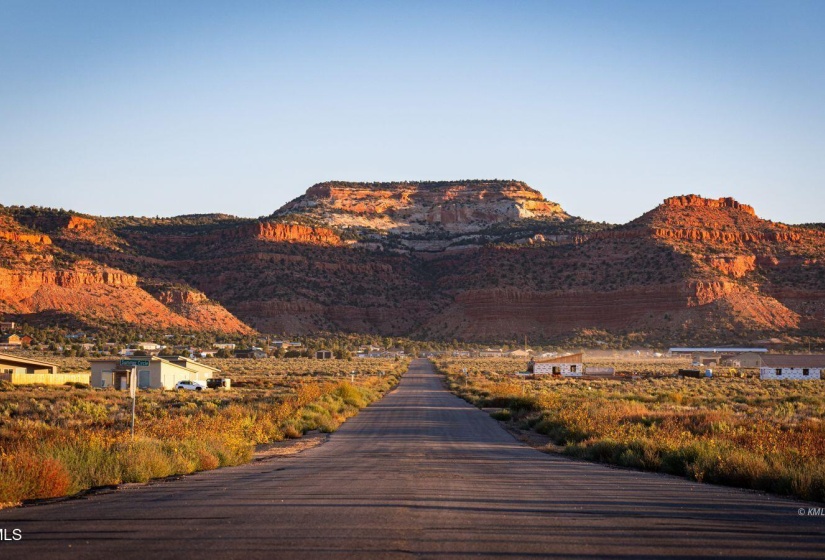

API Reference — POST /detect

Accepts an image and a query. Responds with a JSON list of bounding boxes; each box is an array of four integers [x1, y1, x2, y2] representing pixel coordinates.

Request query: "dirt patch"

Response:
[[254, 430, 329, 460], [499, 423, 565, 454]]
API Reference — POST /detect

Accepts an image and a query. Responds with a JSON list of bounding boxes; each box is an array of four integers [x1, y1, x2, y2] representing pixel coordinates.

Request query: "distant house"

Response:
[[91, 356, 218, 390], [759, 355, 825, 380], [0, 322, 16, 331], [724, 352, 764, 368], [213, 343, 236, 350], [137, 342, 163, 352], [315, 350, 333, 360], [235, 349, 267, 359], [507, 349, 533, 359], [0, 334, 22, 347], [479, 348, 504, 358], [530, 353, 583, 377], [694, 356, 722, 367]]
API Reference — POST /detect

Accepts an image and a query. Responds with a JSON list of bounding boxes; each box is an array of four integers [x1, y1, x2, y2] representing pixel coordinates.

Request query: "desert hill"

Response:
[[419, 194, 825, 343], [0, 207, 252, 334], [2, 182, 824, 344]]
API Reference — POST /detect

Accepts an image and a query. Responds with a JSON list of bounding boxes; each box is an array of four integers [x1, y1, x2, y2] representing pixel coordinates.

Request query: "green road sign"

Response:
[[120, 359, 150, 367]]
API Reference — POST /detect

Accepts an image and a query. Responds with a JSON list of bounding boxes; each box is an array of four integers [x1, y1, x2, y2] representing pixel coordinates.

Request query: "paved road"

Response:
[[1, 359, 824, 559]]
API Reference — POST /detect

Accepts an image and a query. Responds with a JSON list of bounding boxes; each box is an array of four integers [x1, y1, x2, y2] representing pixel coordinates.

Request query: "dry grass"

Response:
[[0, 358, 407, 506], [436, 357, 825, 503]]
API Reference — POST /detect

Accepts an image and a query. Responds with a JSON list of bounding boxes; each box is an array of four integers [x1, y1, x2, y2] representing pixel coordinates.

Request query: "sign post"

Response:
[[129, 367, 136, 439], [119, 360, 145, 440]]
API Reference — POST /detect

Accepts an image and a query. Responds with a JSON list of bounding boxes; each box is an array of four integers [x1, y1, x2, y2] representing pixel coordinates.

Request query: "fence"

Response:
[[0, 372, 91, 385]]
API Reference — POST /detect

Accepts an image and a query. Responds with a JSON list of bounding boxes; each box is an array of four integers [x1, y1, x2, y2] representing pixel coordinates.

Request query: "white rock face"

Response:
[[279, 180, 569, 236]]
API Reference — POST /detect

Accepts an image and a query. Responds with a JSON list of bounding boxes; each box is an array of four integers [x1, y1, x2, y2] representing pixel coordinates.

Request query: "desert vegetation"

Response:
[[0, 358, 407, 507], [436, 357, 825, 503]]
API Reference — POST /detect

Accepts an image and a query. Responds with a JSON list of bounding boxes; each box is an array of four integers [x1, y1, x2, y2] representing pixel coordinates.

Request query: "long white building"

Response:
[[759, 355, 824, 380], [531, 353, 583, 377]]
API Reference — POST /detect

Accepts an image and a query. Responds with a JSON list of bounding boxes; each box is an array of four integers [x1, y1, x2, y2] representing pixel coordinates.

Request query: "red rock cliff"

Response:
[[663, 195, 756, 216], [253, 223, 341, 245]]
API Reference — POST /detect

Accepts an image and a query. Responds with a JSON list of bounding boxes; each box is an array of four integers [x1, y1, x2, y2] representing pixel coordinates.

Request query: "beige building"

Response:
[[530, 353, 584, 377], [0, 353, 90, 385], [724, 352, 764, 368], [90, 356, 218, 390]]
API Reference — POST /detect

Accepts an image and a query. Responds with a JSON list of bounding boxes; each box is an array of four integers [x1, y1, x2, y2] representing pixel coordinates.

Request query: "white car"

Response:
[[174, 380, 206, 391]]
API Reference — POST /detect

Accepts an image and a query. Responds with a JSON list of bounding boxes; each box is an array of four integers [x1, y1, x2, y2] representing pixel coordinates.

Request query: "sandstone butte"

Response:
[[0, 181, 823, 343]]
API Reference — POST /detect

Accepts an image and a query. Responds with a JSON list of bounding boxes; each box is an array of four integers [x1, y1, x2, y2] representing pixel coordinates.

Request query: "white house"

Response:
[[759, 355, 824, 380], [530, 353, 583, 377]]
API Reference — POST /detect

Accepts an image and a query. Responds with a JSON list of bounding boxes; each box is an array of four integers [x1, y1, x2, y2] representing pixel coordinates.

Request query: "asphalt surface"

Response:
[[1, 359, 824, 559]]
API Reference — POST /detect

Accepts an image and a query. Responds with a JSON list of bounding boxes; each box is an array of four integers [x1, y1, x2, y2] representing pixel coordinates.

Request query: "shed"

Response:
[[315, 350, 333, 360]]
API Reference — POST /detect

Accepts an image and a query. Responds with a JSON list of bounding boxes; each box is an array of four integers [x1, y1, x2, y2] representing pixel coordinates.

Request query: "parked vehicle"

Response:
[[174, 380, 206, 391], [206, 378, 231, 389]]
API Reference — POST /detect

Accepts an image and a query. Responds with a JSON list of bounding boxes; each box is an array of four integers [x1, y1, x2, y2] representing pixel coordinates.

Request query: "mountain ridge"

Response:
[[1, 182, 823, 344]]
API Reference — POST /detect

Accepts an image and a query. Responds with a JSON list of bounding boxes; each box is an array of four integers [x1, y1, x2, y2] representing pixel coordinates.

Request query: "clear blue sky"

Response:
[[1, 0, 823, 223]]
